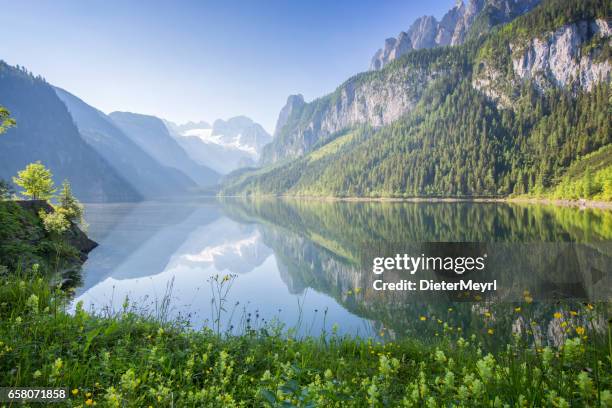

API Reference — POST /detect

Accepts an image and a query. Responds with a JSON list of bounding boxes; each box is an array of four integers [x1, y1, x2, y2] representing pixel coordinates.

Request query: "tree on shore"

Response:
[[57, 180, 84, 224], [0, 106, 15, 134], [13, 162, 56, 200], [0, 180, 14, 200], [0, 107, 16, 200]]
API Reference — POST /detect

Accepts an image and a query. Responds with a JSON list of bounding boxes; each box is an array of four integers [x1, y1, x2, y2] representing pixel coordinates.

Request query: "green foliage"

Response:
[[523, 146, 612, 200], [13, 161, 57, 200], [551, 165, 612, 200], [0, 201, 79, 272], [57, 179, 84, 224], [0, 179, 14, 200], [38, 209, 70, 235], [0, 268, 609, 407], [0, 105, 15, 134]]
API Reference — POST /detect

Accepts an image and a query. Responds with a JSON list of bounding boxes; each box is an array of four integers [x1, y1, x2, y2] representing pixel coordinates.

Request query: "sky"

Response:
[[0, 0, 455, 133]]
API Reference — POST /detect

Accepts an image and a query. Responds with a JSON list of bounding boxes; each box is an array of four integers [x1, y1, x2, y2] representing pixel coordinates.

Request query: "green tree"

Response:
[[0, 106, 15, 134], [13, 162, 56, 201], [57, 180, 84, 224], [0, 180, 14, 200], [581, 167, 596, 198]]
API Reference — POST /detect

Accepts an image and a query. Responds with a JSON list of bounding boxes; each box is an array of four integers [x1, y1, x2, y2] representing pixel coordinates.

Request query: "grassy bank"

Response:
[[1, 268, 610, 407]]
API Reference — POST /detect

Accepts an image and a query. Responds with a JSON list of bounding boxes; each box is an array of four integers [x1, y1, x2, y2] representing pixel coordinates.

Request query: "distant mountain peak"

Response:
[[369, 0, 541, 70], [273, 94, 305, 138], [166, 115, 272, 175]]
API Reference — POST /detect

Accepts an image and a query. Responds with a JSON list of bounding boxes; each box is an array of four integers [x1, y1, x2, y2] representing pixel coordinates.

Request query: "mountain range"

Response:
[[0, 63, 141, 202], [54, 88, 199, 199], [1, 0, 608, 202], [223, 0, 611, 198], [370, 0, 541, 70], [0, 62, 268, 202], [165, 117, 271, 174]]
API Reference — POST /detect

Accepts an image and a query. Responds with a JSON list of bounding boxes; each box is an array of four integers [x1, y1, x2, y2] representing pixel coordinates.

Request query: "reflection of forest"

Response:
[[221, 198, 611, 343]]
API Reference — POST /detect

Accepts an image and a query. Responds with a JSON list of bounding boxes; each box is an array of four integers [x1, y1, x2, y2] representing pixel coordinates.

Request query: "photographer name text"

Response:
[[371, 254, 497, 292]]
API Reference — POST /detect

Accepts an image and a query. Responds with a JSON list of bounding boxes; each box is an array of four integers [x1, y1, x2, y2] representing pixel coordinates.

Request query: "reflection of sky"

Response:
[[74, 204, 374, 337]]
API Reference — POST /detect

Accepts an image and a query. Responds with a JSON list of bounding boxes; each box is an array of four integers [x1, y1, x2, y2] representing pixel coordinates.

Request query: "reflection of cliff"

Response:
[[221, 198, 611, 341], [166, 217, 272, 275]]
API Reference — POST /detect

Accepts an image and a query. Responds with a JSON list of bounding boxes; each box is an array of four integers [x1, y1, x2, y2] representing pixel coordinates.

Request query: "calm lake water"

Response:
[[75, 198, 611, 342]]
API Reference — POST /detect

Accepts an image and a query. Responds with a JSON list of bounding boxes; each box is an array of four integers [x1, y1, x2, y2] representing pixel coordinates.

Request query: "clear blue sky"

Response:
[[0, 0, 454, 133]]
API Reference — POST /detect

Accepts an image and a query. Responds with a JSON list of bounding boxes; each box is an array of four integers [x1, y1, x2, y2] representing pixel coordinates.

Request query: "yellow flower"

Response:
[[569, 311, 578, 316], [484, 312, 491, 318], [86, 392, 92, 397], [72, 389, 79, 396], [487, 329, 494, 335], [85, 399, 94, 406], [576, 326, 585, 336], [419, 316, 427, 321], [523, 290, 530, 296], [553, 312, 562, 319], [561, 322, 568, 328], [514, 307, 521, 312], [524, 295, 533, 304], [586, 304, 594, 310], [448, 308, 453, 312]]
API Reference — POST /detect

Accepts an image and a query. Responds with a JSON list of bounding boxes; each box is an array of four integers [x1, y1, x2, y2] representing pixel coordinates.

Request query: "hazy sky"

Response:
[[0, 0, 454, 133]]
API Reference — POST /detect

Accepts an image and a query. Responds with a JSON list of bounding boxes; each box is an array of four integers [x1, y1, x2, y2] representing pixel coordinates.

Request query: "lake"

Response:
[[75, 198, 611, 343]]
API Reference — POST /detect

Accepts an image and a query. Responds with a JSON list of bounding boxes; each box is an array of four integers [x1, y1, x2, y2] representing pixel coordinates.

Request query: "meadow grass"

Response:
[[0, 268, 610, 407]]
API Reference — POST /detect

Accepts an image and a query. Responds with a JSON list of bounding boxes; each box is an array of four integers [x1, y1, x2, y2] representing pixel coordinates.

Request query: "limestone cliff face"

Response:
[[261, 65, 437, 163], [474, 19, 611, 106], [370, 0, 540, 71], [273, 94, 305, 139], [512, 19, 611, 91]]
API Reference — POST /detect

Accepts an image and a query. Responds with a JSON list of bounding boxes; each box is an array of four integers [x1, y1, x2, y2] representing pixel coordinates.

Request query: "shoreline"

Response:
[[219, 194, 612, 210]]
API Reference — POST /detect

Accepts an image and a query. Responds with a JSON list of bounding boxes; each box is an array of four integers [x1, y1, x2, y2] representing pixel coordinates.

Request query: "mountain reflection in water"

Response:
[[75, 198, 611, 344]]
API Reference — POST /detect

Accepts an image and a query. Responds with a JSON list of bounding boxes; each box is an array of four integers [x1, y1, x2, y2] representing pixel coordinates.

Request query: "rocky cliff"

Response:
[[370, 0, 541, 71], [261, 61, 441, 163], [474, 18, 611, 106]]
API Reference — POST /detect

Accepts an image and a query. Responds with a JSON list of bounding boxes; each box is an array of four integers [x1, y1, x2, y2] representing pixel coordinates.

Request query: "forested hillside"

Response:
[[223, 0, 611, 199], [0, 63, 141, 202]]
